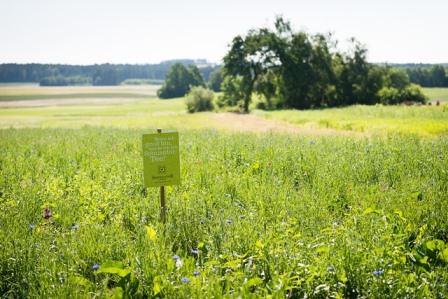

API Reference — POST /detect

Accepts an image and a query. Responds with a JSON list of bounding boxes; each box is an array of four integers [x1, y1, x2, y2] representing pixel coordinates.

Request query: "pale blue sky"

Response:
[[1, 0, 447, 65]]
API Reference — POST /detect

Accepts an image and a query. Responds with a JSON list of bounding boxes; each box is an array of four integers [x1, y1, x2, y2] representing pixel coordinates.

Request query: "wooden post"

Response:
[[157, 128, 166, 223]]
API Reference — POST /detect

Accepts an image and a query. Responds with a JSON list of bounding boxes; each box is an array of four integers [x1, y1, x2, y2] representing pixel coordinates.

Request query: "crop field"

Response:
[[1, 85, 448, 298]]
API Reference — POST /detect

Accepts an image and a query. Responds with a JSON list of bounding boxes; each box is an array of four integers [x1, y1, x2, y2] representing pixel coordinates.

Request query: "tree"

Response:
[[157, 63, 205, 99], [223, 28, 279, 112], [208, 67, 223, 92], [428, 65, 447, 87]]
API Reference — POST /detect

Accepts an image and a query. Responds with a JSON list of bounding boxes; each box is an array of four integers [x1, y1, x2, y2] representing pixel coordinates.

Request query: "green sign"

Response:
[[142, 132, 180, 187]]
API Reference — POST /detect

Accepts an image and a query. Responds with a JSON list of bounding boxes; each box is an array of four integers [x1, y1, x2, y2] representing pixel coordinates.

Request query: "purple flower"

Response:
[[29, 225, 36, 230], [191, 249, 199, 255], [193, 271, 200, 276], [44, 214, 52, 219], [92, 264, 100, 270], [327, 266, 334, 272], [71, 225, 79, 230], [181, 278, 190, 283], [173, 255, 180, 261], [373, 270, 383, 276]]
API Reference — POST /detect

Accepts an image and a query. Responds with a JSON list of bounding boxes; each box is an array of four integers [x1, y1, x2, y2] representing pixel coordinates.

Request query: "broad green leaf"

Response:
[[363, 207, 380, 215], [145, 226, 157, 242], [246, 277, 263, 288], [100, 261, 123, 269], [113, 287, 124, 299], [315, 245, 329, 254], [69, 275, 92, 287], [441, 248, 448, 263], [223, 259, 242, 269], [426, 239, 445, 252], [153, 283, 162, 296]]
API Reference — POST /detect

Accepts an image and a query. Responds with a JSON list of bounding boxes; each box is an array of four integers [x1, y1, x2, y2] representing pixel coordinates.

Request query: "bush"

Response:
[[378, 84, 428, 105], [185, 86, 215, 113]]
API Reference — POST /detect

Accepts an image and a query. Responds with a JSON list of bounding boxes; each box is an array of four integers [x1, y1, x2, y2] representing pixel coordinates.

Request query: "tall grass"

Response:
[[257, 104, 448, 138], [1, 128, 447, 298]]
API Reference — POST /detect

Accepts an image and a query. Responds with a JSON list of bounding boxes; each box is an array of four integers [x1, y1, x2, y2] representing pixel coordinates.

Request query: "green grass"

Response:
[[256, 104, 448, 138], [1, 128, 447, 298], [1, 85, 448, 298], [0, 93, 151, 101], [423, 87, 448, 104]]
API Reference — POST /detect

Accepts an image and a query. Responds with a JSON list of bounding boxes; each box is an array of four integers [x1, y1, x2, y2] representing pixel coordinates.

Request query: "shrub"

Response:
[[378, 84, 428, 105], [185, 86, 215, 113]]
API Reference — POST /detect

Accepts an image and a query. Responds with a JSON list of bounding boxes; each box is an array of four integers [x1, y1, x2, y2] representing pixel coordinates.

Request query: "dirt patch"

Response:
[[209, 113, 365, 137]]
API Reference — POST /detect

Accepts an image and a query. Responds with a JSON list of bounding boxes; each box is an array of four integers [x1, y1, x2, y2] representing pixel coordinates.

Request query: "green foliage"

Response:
[[223, 28, 279, 112], [185, 86, 214, 113], [158, 63, 205, 99], [221, 17, 430, 111], [216, 76, 245, 110], [379, 84, 428, 105], [406, 64, 448, 87], [207, 67, 223, 92], [1, 128, 448, 298]]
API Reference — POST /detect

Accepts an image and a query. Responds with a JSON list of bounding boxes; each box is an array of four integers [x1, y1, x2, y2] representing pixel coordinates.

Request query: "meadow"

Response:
[[0, 85, 448, 298]]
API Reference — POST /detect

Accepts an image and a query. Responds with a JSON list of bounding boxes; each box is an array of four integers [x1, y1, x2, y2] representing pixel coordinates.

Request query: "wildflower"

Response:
[[71, 225, 79, 230], [327, 266, 334, 272], [173, 255, 182, 268], [29, 225, 36, 230], [225, 194, 231, 198], [373, 270, 383, 276], [43, 207, 52, 219], [226, 220, 232, 224], [191, 249, 199, 255], [193, 271, 200, 276], [92, 264, 100, 270], [181, 278, 190, 283]]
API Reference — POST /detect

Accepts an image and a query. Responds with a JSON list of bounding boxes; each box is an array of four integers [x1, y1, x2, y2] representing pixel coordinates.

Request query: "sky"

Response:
[[1, 0, 447, 65]]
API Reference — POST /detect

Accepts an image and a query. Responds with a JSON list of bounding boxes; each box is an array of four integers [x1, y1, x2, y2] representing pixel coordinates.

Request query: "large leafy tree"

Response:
[[223, 28, 280, 112], [157, 63, 205, 99], [221, 17, 428, 111]]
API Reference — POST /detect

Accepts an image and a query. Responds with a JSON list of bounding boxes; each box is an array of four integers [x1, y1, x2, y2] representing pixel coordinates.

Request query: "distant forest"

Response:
[[0, 59, 218, 86], [0, 61, 446, 88], [389, 63, 448, 87]]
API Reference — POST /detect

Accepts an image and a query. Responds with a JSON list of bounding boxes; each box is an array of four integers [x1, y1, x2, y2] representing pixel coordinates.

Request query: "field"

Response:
[[1, 85, 448, 298]]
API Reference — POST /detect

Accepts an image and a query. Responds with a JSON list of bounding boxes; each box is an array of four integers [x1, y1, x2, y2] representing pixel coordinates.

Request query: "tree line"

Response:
[[0, 60, 217, 86], [157, 18, 447, 112], [216, 17, 436, 111]]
